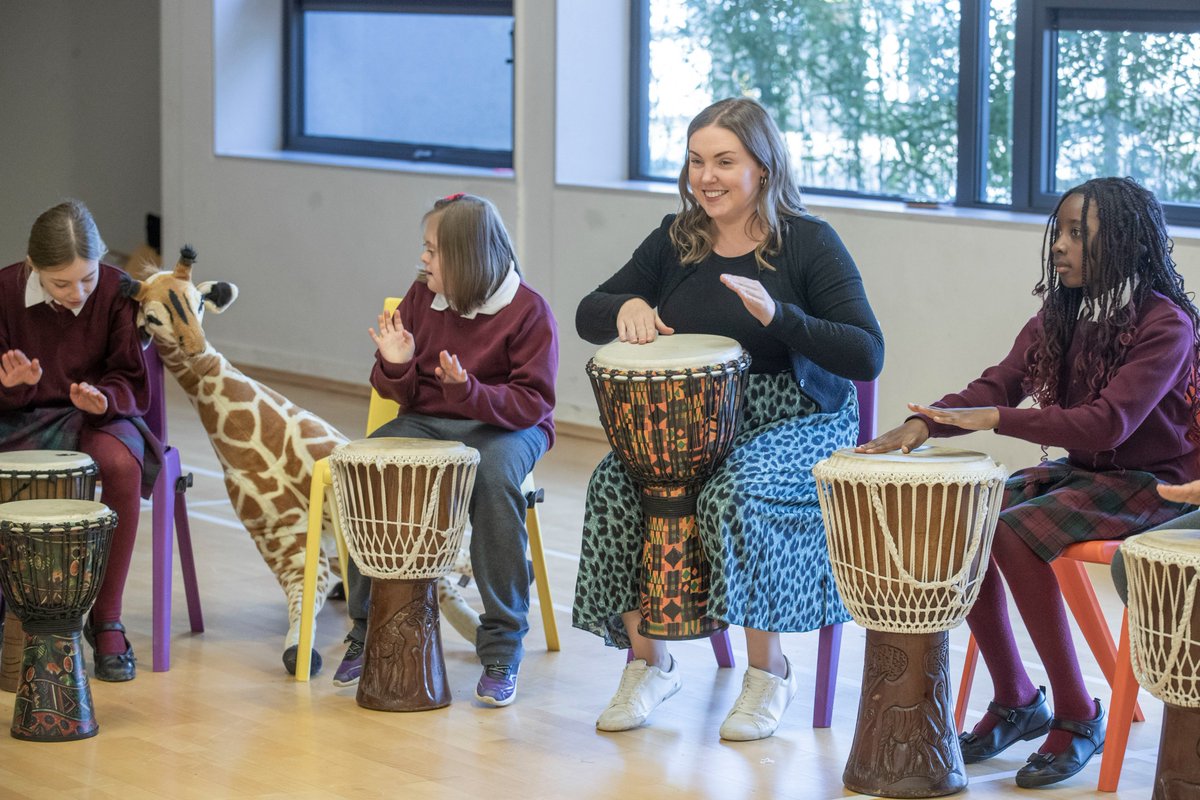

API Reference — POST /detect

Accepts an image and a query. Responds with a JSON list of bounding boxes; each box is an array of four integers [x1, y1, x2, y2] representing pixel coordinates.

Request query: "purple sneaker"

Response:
[[332, 636, 364, 687], [475, 663, 518, 707]]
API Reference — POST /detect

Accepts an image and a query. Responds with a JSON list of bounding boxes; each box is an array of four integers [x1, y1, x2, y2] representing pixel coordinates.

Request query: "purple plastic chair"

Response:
[[143, 345, 204, 671], [625, 380, 878, 728]]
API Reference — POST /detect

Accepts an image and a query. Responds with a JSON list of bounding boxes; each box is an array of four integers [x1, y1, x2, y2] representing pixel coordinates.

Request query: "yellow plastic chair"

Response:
[[295, 297, 559, 681]]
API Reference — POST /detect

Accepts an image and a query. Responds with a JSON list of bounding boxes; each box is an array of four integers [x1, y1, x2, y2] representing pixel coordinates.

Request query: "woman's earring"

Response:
[[760, 174, 767, 186]]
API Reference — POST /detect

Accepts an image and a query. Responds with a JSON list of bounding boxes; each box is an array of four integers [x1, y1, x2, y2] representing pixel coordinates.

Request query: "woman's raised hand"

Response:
[[720, 274, 777, 326], [69, 382, 108, 415], [435, 350, 468, 385], [1158, 479, 1200, 505], [368, 310, 415, 364], [856, 418, 931, 455], [0, 349, 42, 388], [616, 297, 674, 344]]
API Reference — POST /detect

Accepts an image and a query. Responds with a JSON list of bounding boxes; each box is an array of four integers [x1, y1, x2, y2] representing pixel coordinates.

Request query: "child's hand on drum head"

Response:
[[856, 417, 930, 454], [1157, 479, 1200, 505], [0, 349, 42, 388], [908, 403, 1000, 433], [69, 382, 108, 415], [436, 350, 468, 384], [720, 274, 777, 327], [369, 310, 416, 364], [616, 297, 674, 344]]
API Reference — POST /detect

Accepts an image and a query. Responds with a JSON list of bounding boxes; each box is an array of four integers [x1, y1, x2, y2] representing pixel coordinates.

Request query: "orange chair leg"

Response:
[[955, 634, 979, 733], [1098, 612, 1140, 793]]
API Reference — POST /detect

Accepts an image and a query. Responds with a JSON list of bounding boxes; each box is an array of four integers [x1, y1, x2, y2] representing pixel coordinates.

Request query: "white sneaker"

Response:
[[719, 658, 799, 741], [595, 657, 682, 732]]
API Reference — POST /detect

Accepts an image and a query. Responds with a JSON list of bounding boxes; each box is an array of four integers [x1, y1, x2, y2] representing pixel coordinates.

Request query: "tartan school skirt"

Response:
[[1001, 458, 1195, 562]]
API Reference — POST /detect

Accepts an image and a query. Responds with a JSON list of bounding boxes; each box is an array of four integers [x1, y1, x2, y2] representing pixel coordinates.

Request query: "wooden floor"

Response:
[[0, 374, 1169, 799]]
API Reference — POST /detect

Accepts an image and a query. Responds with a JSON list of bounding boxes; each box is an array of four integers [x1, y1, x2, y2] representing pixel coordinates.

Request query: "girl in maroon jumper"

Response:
[[860, 177, 1200, 788], [0, 200, 157, 682], [335, 194, 557, 708]]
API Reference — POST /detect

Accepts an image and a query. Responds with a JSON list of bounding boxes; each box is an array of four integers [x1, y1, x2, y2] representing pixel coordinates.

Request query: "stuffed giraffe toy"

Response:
[[122, 248, 479, 674]]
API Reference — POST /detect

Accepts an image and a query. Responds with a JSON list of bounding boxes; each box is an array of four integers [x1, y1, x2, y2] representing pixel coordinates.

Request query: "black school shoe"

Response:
[[83, 619, 137, 682], [1015, 699, 1105, 789], [958, 686, 1052, 763]]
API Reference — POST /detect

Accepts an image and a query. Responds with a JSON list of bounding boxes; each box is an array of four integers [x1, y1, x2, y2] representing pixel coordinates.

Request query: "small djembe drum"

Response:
[[0, 499, 115, 741], [1121, 529, 1200, 799], [586, 334, 750, 640], [0, 451, 98, 694], [329, 438, 478, 712], [814, 447, 1007, 798]]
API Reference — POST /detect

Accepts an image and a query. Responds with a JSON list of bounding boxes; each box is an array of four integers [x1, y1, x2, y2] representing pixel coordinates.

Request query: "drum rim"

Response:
[[0, 498, 115, 526], [589, 333, 747, 371], [0, 449, 96, 472], [330, 437, 481, 465]]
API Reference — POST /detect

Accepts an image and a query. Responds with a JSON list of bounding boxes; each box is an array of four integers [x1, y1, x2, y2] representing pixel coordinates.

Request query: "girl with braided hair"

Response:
[[860, 176, 1200, 788]]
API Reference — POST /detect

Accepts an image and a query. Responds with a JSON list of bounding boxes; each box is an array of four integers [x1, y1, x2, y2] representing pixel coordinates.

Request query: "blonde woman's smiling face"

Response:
[[687, 124, 765, 230]]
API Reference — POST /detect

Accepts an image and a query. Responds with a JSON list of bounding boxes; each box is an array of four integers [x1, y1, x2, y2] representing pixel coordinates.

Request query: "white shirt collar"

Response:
[[24, 267, 84, 316], [430, 263, 520, 319], [1078, 277, 1136, 321]]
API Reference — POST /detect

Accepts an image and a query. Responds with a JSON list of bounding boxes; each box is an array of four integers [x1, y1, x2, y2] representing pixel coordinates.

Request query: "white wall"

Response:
[[0, 0, 160, 260], [157, 0, 1198, 475]]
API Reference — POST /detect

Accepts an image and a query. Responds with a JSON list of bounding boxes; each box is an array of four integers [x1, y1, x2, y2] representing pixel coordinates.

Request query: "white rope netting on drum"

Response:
[[329, 445, 479, 582], [1123, 531, 1200, 709], [815, 457, 1007, 635]]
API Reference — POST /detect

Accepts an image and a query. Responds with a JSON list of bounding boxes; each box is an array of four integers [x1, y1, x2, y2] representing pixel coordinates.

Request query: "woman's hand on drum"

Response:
[[616, 298, 674, 344], [856, 418, 930, 454], [908, 403, 1000, 432], [720, 274, 777, 327], [0, 349, 42, 388], [1157, 479, 1200, 505], [69, 382, 108, 415], [435, 350, 468, 384], [369, 310, 416, 364]]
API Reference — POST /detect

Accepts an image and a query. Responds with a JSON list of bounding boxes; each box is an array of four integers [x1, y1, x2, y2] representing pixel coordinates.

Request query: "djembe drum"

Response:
[[0, 499, 115, 741], [1121, 529, 1200, 799], [814, 447, 1007, 798], [329, 438, 478, 712], [0, 451, 98, 694], [586, 334, 750, 640]]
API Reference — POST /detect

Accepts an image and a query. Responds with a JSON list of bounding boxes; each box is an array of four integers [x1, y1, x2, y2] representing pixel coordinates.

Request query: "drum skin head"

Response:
[[334, 437, 477, 462], [590, 334, 744, 371], [0, 450, 94, 471], [0, 499, 113, 526], [1126, 528, 1200, 558]]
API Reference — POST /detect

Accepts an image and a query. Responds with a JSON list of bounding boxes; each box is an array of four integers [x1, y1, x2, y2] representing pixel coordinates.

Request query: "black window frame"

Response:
[[284, 0, 515, 170], [631, 0, 1200, 227]]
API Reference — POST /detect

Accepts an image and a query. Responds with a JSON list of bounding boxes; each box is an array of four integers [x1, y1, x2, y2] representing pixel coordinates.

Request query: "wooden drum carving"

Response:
[[1122, 529, 1200, 799], [814, 447, 1007, 798], [329, 438, 478, 712]]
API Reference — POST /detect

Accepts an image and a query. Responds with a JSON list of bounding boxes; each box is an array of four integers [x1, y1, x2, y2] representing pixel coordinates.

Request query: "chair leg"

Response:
[[955, 634, 980, 733], [525, 498, 560, 652], [295, 458, 330, 682], [152, 447, 180, 672], [813, 623, 842, 728], [1052, 558, 1145, 722], [1098, 611, 1139, 793], [710, 628, 734, 669], [174, 483, 204, 633]]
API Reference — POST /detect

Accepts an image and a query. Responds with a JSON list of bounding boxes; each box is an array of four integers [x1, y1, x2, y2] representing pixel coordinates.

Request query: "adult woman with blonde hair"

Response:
[[574, 97, 884, 740]]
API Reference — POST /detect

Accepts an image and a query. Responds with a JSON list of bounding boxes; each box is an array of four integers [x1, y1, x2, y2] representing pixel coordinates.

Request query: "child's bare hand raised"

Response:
[[369, 310, 415, 364], [0, 349, 42, 388], [69, 382, 108, 415], [435, 350, 468, 384], [908, 403, 1000, 432]]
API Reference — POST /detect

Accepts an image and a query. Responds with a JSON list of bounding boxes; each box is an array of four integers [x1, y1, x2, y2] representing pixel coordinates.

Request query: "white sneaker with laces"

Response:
[[595, 657, 682, 732], [719, 658, 799, 741]]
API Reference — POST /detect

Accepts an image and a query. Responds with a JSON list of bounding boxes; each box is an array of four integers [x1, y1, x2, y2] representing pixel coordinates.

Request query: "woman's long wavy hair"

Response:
[[669, 97, 805, 272], [1026, 176, 1200, 443]]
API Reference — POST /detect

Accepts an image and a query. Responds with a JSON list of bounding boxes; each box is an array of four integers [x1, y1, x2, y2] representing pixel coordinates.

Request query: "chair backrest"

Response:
[[852, 379, 878, 446], [364, 297, 404, 437], [142, 344, 171, 446]]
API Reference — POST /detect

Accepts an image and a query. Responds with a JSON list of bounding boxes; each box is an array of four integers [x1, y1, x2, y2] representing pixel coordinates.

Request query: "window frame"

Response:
[[631, 0, 1200, 227], [283, 0, 515, 170]]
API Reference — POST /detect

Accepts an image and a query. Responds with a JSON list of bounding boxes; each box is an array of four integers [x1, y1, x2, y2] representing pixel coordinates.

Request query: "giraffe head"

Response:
[[121, 246, 239, 358]]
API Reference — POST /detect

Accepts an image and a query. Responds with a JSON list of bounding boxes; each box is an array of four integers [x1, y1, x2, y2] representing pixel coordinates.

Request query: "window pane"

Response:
[[303, 11, 512, 152], [645, 0, 961, 202], [1053, 27, 1200, 207], [983, 0, 1015, 204]]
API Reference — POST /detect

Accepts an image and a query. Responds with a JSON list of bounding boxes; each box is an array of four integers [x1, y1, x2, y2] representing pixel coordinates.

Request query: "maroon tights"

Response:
[[965, 521, 1100, 754], [79, 427, 141, 656]]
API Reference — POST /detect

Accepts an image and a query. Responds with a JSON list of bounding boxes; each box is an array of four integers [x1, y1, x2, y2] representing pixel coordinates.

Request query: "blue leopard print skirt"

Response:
[[573, 372, 858, 648]]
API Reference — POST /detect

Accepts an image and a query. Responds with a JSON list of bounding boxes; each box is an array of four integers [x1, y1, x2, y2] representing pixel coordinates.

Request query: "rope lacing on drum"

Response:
[[1125, 541, 1200, 707]]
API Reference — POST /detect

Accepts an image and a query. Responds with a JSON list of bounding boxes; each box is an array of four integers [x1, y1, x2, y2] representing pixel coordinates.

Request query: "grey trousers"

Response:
[[344, 413, 546, 666]]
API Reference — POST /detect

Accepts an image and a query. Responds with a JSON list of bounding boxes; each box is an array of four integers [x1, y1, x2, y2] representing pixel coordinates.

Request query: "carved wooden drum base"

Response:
[[12, 631, 98, 741], [844, 630, 965, 798], [357, 579, 450, 712], [1152, 704, 1200, 799]]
